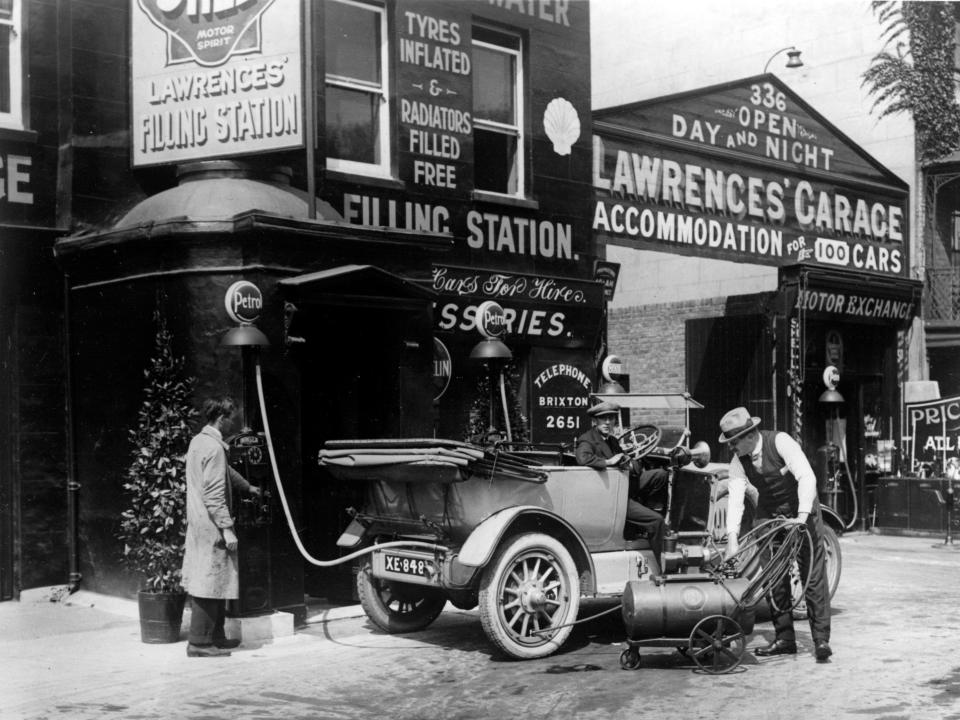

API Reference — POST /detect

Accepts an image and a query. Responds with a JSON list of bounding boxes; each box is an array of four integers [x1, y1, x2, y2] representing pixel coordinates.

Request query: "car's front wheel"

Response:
[[356, 558, 446, 633], [478, 532, 580, 660]]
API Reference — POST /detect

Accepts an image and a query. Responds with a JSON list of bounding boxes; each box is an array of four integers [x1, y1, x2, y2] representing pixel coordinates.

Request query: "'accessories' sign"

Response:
[[131, 0, 303, 166]]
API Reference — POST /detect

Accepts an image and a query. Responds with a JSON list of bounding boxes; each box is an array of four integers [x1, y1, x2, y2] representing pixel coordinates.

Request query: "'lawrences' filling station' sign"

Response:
[[131, 0, 303, 166]]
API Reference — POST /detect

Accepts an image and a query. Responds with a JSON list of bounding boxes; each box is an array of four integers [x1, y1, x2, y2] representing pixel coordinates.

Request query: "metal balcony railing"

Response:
[[926, 267, 960, 322]]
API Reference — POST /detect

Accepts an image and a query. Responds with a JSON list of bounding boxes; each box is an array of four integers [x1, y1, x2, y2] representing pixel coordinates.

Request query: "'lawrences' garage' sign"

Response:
[[592, 77, 909, 279]]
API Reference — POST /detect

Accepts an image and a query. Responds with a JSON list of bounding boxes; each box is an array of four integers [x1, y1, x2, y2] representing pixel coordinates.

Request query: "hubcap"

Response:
[[520, 584, 548, 613]]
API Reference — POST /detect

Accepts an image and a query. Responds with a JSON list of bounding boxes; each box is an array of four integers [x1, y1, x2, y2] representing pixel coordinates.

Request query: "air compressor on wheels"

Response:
[[618, 519, 814, 674]]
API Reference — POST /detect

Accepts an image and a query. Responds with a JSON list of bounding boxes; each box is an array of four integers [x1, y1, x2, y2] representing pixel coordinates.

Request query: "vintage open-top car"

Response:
[[321, 398, 842, 663]]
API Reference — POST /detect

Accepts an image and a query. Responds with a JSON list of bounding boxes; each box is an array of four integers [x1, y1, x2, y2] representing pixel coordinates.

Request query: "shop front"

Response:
[[50, 0, 601, 615], [593, 75, 920, 534]]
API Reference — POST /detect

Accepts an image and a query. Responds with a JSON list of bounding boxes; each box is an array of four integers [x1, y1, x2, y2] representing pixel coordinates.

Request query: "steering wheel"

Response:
[[616, 424, 662, 460]]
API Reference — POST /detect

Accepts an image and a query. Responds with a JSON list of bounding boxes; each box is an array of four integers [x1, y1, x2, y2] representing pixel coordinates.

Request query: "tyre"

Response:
[[478, 532, 580, 660], [356, 558, 446, 633], [792, 525, 842, 618]]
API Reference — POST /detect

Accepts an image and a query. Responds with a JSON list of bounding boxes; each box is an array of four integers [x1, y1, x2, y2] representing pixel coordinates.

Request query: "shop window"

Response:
[[324, 0, 390, 177], [0, 0, 23, 129], [472, 26, 524, 197]]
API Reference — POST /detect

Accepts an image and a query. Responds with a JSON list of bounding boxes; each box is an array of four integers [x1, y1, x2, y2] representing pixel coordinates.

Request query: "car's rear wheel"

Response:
[[478, 532, 580, 660], [356, 558, 446, 633]]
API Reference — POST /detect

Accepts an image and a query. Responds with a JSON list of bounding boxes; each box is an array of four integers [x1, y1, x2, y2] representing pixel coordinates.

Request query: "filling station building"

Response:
[[39, 0, 604, 617]]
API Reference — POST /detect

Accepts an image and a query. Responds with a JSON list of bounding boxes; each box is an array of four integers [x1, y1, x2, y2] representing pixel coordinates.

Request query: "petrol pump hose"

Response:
[[254, 360, 448, 567]]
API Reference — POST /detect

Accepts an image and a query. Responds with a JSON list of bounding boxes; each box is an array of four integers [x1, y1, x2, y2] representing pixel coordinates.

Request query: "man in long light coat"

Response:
[[182, 397, 260, 658]]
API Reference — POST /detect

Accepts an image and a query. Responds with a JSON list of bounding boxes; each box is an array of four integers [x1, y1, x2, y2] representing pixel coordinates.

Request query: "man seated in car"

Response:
[[575, 401, 667, 555]]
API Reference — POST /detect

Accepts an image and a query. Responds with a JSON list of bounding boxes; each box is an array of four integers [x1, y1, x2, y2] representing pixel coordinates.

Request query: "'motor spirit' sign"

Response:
[[131, 0, 303, 166]]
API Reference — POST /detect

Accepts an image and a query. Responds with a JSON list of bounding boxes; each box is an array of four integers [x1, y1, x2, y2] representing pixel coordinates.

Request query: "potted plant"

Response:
[[118, 308, 197, 643]]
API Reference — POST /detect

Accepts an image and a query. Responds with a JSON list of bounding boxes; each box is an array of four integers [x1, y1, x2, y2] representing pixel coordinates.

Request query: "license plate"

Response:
[[383, 553, 431, 578]]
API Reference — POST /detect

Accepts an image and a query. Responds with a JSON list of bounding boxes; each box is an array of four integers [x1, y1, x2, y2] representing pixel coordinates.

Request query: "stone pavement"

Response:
[[3, 530, 959, 720], [0, 587, 365, 720]]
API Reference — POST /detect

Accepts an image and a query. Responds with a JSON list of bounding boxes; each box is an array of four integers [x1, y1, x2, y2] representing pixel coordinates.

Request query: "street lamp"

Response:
[[764, 46, 803, 74]]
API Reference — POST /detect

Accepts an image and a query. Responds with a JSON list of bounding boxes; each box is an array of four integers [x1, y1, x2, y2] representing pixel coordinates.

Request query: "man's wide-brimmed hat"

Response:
[[587, 400, 621, 418], [718, 406, 761, 443]]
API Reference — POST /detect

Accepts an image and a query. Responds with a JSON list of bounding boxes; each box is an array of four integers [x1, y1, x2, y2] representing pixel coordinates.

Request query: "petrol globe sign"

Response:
[[225, 280, 263, 324]]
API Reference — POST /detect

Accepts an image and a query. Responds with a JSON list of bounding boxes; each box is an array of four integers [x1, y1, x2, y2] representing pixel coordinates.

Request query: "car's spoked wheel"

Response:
[[479, 533, 580, 660], [357, 559, 446, 633], [688, 614, 746, 674]]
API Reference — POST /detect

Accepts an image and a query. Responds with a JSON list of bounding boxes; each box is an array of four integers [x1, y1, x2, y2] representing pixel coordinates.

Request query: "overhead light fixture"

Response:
[[764, 46, 803, 74], [221, 324, 270, 347], [597, 379, 626, 394], [818, 388, 845, 404], [469, 337, 512, 361]]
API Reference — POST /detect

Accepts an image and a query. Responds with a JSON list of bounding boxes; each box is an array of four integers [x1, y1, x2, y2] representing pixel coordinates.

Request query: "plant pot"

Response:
[[137, 590, 186, 644]]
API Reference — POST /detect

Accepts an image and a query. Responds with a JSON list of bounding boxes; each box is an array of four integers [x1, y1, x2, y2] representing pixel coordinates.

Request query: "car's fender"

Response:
[[820, 505, 845, 535], [458, 505, 596, 590]]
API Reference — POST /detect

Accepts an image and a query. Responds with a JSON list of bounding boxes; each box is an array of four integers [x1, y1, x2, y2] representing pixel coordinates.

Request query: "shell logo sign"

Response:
[[543, 97, 580, 156], [137, 0, 276, 68], [225, 280, 263, 324]]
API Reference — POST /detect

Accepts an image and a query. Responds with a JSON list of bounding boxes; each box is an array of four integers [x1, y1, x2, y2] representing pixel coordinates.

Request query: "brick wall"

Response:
[[608, 296, 726, 427]]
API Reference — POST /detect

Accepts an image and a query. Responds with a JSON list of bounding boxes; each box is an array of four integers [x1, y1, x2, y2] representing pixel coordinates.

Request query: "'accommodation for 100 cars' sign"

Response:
[[131, 0, 303, 166], [593, 79, 909, 278]]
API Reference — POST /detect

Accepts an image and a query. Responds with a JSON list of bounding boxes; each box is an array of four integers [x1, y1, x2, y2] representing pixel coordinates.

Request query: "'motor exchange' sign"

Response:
[[131, 0, 303, 166]]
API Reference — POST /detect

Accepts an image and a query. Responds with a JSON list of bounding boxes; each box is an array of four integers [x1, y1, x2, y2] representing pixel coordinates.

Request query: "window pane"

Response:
[[474, 128, 517, 194], [0, 26, 9, 114], [0, 0, 11, 20], [325, 2, 380, 84], [473, 46, 514, 124], [325, 86, 380, 164]]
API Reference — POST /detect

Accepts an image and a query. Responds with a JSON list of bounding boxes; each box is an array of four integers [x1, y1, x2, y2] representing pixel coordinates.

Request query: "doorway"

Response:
[[280, 269, 436, 604]]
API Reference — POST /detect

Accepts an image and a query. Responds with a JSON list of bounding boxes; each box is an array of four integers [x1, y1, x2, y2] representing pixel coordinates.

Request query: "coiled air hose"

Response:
[[727, 517, 815, 613], [255, 360, 448, 567]]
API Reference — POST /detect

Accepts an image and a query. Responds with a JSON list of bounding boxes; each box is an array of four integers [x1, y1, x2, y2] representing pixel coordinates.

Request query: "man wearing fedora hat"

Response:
[[576, 401, 667, 560], [718, 406, 832, 662]]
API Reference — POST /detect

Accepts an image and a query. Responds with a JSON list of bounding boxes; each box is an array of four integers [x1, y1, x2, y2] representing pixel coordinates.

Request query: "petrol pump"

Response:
[[221, 280, 275, 617]]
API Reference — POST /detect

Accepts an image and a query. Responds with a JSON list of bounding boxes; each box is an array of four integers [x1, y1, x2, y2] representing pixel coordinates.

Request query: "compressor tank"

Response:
[[621, 577, 754, 640]]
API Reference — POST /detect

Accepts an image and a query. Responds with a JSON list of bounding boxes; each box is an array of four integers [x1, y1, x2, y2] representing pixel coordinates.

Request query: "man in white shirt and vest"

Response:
[[719, 406, 832, 662]]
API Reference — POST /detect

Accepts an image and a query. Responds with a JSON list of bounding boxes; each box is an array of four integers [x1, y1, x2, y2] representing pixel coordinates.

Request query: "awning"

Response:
[[589, 393, 704, 410], [279, 264, 436, 310]]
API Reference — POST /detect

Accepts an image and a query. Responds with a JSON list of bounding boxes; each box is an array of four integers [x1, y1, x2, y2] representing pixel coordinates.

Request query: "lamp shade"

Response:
[[597, 379, 626, 394], [469, 337, 512, 361], [786, 49, 803, 68], [221, 324, 270, 347], [818, 388, 844, 404]]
